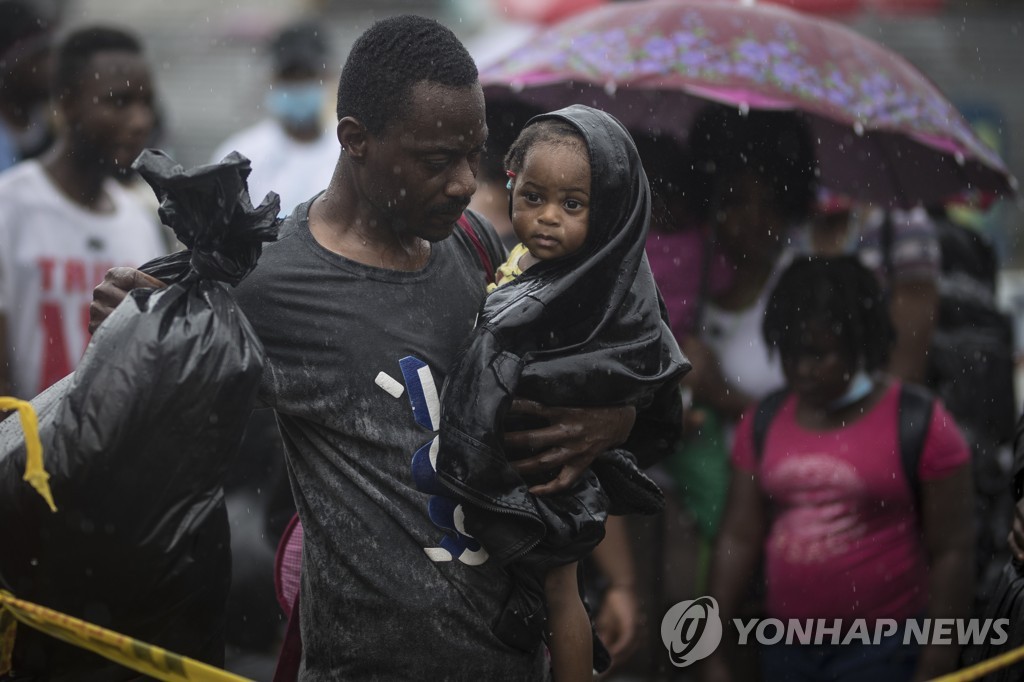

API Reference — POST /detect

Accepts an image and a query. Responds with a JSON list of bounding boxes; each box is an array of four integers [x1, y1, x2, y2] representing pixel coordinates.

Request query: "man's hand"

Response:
[[1009, 497, 1024, 562], [89, 267, 166, 334], [503, 399, 635, 495]]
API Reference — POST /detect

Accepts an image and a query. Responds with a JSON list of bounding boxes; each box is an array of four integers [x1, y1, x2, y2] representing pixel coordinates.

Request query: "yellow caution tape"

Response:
[[0, 397, 56, 512], [0, 400, 250, 680], [2, 579, 1023, 682], [927, 642, 1024, 681], [0, 591, 254, 681]]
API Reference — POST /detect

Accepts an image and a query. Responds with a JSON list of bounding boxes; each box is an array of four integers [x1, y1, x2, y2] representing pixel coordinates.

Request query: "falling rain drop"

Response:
[[738, 102, 750, 116], [604, 81, 617, 96], [853, 122, 865, 137], [954, 151, 965, 166]]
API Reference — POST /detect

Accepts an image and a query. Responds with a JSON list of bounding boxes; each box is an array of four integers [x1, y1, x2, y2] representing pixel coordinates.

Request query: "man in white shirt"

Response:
[[0, 26, 165, 398], [211, 21, 339, 215]]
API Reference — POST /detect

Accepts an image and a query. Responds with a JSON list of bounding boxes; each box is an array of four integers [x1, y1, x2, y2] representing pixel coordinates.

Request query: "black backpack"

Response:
[[924, 216, 1017, 448], [877, 210, 1016, 449], [880, 211, 1017, 605], [752, 384, 934, 511]]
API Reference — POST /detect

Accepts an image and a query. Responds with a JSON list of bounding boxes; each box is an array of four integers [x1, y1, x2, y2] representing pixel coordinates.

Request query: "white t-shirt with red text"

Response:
[[0, 160, 166, 398]]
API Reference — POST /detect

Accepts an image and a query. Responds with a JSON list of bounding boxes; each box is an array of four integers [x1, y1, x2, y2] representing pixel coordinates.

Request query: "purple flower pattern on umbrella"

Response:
[[481, 1, 1011, 198], [487, 13, 971, 143]]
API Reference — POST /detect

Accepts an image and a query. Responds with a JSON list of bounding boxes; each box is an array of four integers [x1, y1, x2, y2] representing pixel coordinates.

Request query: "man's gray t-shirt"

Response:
[[234, 202, 545, 680]]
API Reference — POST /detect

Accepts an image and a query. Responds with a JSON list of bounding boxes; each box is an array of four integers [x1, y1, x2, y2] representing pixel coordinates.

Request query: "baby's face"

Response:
[[510, 142, 590, 261]]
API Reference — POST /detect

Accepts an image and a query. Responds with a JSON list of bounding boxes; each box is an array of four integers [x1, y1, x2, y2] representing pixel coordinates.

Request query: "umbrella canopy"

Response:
[[495, 0, 609, 25], [480, 0, 1015, 206], [764, 0, 944, 16]]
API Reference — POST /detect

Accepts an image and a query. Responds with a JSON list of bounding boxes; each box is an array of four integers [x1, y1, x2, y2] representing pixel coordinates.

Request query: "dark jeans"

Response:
[[760, 624, 918, 682]]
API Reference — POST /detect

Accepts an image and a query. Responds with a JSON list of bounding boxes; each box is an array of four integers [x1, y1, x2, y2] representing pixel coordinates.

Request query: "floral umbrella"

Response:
[[480, 0, 1015, 206], [763, 0, 944, 16]]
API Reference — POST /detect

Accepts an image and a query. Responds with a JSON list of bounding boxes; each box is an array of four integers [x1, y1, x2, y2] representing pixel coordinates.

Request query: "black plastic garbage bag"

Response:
[[0, 150, 279, 680]]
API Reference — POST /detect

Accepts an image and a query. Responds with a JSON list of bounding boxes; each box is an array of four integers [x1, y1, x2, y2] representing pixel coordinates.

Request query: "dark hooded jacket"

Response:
[[436, 105, 689, 656]]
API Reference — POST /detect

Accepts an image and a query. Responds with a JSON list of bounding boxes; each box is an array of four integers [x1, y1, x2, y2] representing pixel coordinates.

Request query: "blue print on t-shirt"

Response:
[[401, 356, 488, 565]]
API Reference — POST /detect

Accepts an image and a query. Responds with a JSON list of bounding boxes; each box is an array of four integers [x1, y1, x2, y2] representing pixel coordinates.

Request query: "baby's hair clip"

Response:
[[505, 170, 516, 190]]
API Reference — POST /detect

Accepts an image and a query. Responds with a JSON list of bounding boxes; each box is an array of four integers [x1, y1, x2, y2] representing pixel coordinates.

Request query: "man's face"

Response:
[[714, 171, 785, 265], [267, 63, 326, 130], [362, 81, 487, 242], [63, 50, 154, 174]]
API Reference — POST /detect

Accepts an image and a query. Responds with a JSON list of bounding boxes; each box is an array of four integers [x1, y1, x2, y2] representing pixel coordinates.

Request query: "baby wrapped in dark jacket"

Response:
[[437, 105, 690, 668]]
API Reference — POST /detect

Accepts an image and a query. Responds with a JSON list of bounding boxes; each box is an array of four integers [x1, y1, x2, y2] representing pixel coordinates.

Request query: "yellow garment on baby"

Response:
[[487, 243, 530, 292]]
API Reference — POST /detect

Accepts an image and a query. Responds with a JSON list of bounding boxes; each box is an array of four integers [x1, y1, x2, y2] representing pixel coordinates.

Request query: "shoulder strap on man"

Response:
[[457, 213, 495, 286], [753, 388, 790, 462], [897, 382, 934, 511]]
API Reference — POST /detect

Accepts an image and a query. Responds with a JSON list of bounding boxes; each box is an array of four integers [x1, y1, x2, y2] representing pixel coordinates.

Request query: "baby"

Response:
[[438, 104, 688, 681]]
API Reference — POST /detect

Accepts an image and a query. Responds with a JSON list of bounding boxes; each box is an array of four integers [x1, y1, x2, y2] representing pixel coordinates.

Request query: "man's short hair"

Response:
[[52, 26, 143, 101], [336, 15, 478, 135], [0, 0, 51, 63], [269, 20, 329, 76]]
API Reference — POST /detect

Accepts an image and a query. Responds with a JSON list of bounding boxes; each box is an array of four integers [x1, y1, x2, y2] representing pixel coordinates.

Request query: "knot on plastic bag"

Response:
[[133, 149, 281, 286]]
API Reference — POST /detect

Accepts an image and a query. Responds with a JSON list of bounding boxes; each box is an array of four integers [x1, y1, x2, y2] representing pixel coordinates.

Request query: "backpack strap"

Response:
[[458, 213, 495, 287], [880, 210, 895, 299], [752, 388, 790, 464], [897, 382, 934, 513], [753, 384, 934, 517]]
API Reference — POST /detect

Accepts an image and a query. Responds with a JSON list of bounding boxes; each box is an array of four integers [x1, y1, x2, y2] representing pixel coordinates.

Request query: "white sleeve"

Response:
[[210, 142, 231, 166], [0, 201, 13, 315], [210, 128, 252, 166]]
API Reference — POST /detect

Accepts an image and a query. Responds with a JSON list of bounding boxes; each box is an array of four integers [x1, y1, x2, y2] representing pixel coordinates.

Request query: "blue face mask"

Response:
[[265, 82, 324, 128], [827, 369, 875, 412]]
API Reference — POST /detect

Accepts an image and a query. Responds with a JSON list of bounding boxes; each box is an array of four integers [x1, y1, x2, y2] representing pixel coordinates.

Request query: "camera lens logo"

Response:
[[660, 596, 723, 667]]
